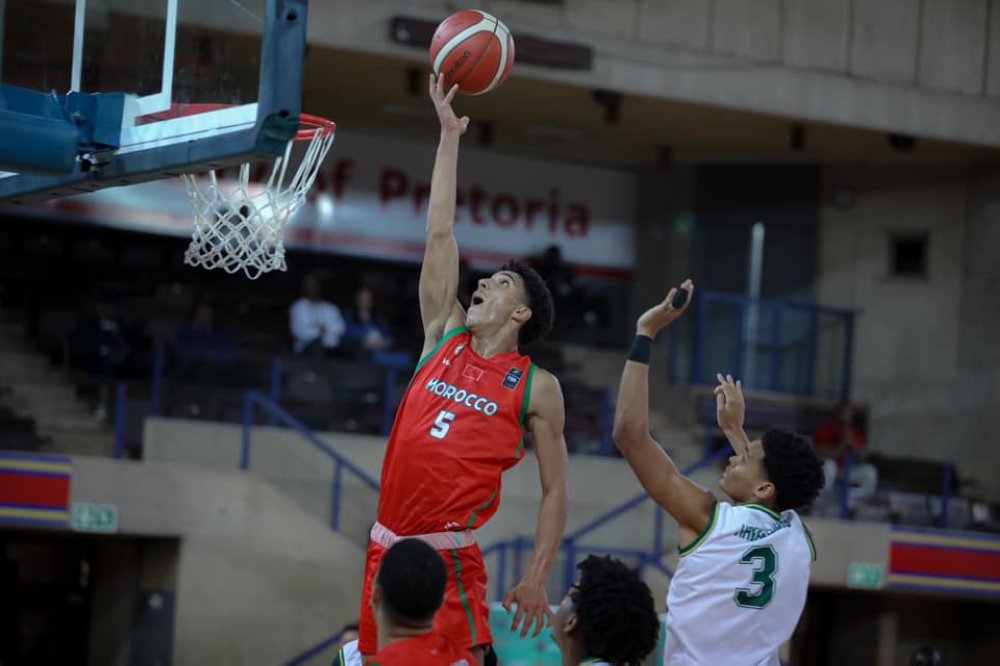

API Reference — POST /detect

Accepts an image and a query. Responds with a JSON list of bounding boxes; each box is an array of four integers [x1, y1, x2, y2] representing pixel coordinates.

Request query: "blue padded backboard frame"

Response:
[[0, 0, 309, 205]]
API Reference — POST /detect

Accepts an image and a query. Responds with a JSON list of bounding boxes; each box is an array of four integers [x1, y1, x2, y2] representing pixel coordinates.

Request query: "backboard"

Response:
[[0, 0, 309, 203]]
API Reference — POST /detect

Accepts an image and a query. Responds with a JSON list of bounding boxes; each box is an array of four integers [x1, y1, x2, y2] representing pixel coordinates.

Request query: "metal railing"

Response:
[[670, 290, 856, 401], [241, 390, 380, 532]]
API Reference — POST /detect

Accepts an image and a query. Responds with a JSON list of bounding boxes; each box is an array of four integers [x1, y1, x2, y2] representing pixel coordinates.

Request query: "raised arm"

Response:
[[612, 280, 715, 537], [419, 75, 470, 356], [503, 369, 568, 638]]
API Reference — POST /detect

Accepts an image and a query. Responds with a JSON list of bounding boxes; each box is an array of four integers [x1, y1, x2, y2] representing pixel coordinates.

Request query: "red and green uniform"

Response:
[[359, 327, 535, 653]]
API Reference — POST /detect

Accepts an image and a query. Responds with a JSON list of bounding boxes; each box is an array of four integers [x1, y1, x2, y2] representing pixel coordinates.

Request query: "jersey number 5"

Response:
[[430, 410, 456, 440], [734, 545, 777, 609]]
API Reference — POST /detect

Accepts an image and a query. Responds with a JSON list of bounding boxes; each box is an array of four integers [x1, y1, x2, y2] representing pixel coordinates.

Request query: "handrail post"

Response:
[[768, 302, 783, 392], [598, 389, 613, 456], [841, 312, 855, 403], [241, 391, 254, 471], [113, 382, 127, 459], [151, 346, 164, 417], [268, 356, 283, 426], [331, 460, 343, 531], [803, 309, 818, 395], [496, 544, 507, 601], [562, 539, 576, 597], [940, 465, 952, 529], [692, 292, 708, 384], [840, 453, 852, 520]]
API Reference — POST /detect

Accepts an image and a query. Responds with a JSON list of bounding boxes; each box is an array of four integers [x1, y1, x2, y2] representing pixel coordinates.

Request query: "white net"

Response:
[[181, 118, 336, 279]]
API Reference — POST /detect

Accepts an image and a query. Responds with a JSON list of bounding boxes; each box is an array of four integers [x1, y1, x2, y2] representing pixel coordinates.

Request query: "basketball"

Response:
[[430, 10, 515, 96]]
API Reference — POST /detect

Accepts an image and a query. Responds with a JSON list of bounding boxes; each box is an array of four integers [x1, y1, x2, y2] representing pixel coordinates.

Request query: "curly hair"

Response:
[[570, 555, 660, 665], [760, 428, 825, 511], [499, 260, 554, 346]]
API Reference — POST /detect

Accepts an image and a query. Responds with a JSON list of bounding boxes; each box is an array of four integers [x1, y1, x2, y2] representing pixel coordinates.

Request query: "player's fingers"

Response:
[[726, 373, 734, 385], [716, 390, 725, 411], [445, 83, 460, 104], [501, 592, 514, 613], [510, 605, 525, 632], [663, 287, 677, 307], [736, 379, 742, 392], [520, 611, 536, 638]]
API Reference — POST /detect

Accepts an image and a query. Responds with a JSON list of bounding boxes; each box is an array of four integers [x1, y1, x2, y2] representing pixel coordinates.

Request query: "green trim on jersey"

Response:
[[678, 501, 719, 556], [449, 549, 478, 645], [514, 364, 537, 459], [466, 489, 499, 529], [414, 326, 469, 374], [801, 518, 818, 561], [744, 503, 783, 520]]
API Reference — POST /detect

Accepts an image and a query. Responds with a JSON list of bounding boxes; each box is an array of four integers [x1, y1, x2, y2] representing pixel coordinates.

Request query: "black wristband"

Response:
[[628, 334, 653, 364]]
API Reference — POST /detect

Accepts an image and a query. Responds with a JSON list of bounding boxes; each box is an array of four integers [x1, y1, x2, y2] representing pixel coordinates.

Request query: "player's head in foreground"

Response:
[[720, 428, 825, 512], [552, 555, 660, 666], [371, 538, 447, 641], [466, 260, 554, 346]]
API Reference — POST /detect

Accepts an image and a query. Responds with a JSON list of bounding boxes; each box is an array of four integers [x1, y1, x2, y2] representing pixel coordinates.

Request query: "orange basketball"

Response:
[[430, 10, 515, 96]]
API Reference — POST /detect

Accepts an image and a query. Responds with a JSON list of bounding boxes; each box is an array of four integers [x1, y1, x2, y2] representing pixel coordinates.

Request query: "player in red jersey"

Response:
[[369, 539, 475, 666], [358, 74, 569, 663]]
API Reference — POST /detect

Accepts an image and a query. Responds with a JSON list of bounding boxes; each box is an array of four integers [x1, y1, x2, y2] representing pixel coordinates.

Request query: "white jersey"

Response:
[[664, 502, 815, 666], [333, 639, 363, 666]]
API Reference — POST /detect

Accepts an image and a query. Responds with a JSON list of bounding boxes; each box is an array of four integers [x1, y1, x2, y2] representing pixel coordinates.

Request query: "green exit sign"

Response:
[[847, 562, 884, 590], [71, 503, 118, 534]]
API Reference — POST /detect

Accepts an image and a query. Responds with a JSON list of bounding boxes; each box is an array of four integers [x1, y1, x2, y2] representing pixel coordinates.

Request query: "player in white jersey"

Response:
[[552, 555, 660, 666], [613, 280, 824, 666]]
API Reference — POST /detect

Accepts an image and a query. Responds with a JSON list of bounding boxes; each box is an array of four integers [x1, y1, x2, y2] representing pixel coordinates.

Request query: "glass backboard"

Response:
[[0, 0, 308, 203]]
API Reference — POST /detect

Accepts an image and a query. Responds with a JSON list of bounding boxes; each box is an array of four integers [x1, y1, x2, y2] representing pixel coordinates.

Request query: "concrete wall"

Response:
[[817, 164, 1000, 499], [306, 0, 1000, 148], [143, 419, 897, 594], [70, 456, 366, 666]]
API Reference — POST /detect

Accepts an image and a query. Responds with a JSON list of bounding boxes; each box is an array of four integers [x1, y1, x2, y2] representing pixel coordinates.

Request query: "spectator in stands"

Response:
[[289, 273, 346, 357], [174, 302, 238, 362], [70, 298, 130, 421], [813, 403, 878, 500], [343, 286, 393, 357], [552, 554, 660, 666]]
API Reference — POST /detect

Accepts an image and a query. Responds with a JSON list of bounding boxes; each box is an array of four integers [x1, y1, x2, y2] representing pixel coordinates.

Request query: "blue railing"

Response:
[[672, 290, 856, 401], [241, 390, 380, 532], [149, 346, 410, 437]]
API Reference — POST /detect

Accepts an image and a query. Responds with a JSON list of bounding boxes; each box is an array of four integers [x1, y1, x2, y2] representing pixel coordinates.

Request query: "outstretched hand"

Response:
[[429, 73, 470, 135], [636, 279, 694, 338], [502, 579, 553, 639], [714, 373, 745, 433]]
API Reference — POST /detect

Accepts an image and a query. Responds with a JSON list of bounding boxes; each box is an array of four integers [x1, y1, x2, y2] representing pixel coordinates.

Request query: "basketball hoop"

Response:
[[172, 108, 336, 279]]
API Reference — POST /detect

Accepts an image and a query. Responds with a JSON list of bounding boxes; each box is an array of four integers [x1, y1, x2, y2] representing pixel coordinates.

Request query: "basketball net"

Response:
[[181, 114, 336, 279]]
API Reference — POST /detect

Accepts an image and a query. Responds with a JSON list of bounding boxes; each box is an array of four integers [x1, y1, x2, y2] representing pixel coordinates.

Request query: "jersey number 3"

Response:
[[734, 545, 777, 609], [430, 410, 456, 440]]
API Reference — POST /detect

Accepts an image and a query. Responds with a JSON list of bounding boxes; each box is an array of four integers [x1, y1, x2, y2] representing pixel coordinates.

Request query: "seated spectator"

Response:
[[332, 622, 361, 666], [343, 286, 393, 357], [813, 403, 878, 500], [289, 273, 345, 357], [70, 298, 130, 421], [174, 303, 238, 362]]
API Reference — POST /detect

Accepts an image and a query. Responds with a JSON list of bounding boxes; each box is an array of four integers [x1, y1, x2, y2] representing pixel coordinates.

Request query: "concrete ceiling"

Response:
[[304, 47, 999, 168]]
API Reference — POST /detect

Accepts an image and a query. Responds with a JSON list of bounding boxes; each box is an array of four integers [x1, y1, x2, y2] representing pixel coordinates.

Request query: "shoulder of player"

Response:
[[526, 367, 564, 410]]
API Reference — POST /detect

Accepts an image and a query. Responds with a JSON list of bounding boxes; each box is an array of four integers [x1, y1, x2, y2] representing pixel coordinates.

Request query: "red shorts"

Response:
[[358, 540, 492, 654]]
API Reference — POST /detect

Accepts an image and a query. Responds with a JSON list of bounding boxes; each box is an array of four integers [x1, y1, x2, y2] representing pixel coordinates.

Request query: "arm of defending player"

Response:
[[613, 281, 715, 535], [503, 370, 568, 638], [418, 75, 470, 356], [715, 373, 751, 456]]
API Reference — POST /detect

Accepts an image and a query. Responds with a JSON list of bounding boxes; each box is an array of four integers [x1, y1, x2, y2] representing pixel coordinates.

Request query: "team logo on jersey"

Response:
[[463, 364, 484, 382], [502, 368, 523, 389]]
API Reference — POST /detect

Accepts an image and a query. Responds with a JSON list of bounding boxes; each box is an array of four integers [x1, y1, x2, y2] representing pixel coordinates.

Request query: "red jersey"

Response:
[[377, 327, 534, 535], [370, 632, 474, 666]]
